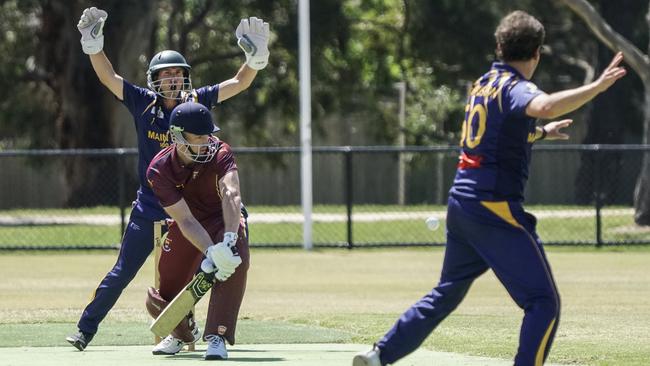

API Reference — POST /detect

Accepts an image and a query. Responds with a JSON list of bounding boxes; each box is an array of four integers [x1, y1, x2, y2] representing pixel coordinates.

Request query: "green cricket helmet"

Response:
[[146, 50, 192, 100]]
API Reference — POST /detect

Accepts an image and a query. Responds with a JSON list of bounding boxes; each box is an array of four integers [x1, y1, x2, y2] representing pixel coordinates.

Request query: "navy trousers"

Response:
[[377, 196, 560, 366], [77, 213, 158, 335]]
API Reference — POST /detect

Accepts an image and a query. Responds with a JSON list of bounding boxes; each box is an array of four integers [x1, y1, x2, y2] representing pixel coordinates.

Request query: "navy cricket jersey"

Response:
[[450, 62, 544, 202], [120, 80, 219, 219]]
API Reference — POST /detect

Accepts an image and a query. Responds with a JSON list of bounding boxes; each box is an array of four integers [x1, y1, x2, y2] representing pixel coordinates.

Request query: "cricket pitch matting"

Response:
[[2, 343, 574, 366]]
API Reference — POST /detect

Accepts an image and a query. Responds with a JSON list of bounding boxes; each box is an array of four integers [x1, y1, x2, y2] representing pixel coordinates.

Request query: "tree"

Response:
[[0, 1, 158, 205], [559, 0, 650, 225], [1, 0, 642, 209]]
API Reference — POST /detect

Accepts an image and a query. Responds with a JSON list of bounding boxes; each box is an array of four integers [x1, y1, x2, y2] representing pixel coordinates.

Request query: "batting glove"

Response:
[[200, 256, 234, 282], [205, 239, 241, 282], [235, 17, 270, 70], [222, 231, 238, 248], [77, 7, 108, 55], [215, 265, 236, 282]]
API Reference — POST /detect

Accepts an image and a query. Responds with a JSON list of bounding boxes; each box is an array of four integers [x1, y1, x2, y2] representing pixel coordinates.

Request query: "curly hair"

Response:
[[494, 11, 545, 62]]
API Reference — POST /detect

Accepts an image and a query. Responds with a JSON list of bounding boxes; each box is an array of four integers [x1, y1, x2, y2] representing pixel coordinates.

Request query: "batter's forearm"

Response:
[[174, 217, 214, 253], [222, 190, 241, 235]]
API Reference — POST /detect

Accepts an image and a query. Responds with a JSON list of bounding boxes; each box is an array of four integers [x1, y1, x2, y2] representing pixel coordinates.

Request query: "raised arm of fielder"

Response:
[[76, 8, 124, 99], [217, 17, 270, 102], [77, 8, 270, 103], [527, 52, 626, 119]]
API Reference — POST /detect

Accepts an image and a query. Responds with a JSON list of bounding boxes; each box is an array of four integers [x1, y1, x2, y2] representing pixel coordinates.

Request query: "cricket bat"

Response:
[[150, 268, 215, 338]]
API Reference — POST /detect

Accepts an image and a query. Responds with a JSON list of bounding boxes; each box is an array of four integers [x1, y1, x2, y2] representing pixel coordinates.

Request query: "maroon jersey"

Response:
[[146, 137, 238, 227]]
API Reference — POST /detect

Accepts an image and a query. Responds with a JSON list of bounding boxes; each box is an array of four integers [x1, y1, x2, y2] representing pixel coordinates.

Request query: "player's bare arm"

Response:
[[536, 119, 573, 141], [202, 169, 242, 282], [217, 17, 270, 103], [77, 7, 124, 100], [218, 170, 242, 234], [89, 52, 124, 100], [217, 65, 257, 103], [526, 52, 626, 119], [163, 198, 214, 254]]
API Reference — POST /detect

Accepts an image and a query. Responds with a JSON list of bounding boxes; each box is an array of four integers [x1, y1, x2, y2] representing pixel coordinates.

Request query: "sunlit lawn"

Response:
[[0, 248, 648, 365]]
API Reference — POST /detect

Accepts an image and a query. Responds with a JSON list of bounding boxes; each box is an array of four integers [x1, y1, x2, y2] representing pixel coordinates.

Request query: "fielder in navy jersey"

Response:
[[354, 11, 626, 366], [67, 7, 270, 351]]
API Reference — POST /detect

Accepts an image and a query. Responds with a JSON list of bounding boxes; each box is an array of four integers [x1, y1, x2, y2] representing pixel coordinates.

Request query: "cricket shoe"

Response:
[[204, 334, 228, 360], [352, 344, 382, 366], [152, 326, 201, 355], [65, 329, 94, 351]]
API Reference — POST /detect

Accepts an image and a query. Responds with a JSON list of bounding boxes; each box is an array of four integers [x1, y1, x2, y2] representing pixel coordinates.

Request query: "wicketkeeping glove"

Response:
[[77, 7, 108, 55], [236, 17, 270, 70]]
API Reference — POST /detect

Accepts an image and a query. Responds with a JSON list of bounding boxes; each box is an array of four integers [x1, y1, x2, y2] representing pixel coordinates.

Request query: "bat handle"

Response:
[[230, 244, 239, 256]]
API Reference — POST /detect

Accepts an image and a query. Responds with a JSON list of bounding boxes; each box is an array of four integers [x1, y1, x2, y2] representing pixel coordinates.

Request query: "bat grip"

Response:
[[203, 269, 215, 283], [230, 244, 239, 256]]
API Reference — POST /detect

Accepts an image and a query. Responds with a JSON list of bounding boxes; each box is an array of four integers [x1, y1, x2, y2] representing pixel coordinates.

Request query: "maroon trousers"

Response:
[[157, 217, 249, 345]]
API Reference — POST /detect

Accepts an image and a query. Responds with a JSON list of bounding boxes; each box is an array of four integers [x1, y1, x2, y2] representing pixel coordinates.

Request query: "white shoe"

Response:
[[152, 326, 201, 355], [352, 345, 382, 366], [204, 334, 228, 360]]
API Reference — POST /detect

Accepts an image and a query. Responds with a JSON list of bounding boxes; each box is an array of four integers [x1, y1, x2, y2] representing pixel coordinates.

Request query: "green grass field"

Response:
[[0, 248, 649, 365], [0, 205, 647, 247]]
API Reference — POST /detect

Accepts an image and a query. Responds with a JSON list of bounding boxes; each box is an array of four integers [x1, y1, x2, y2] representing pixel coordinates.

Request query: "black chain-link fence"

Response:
[[0, 145, 648, 250]]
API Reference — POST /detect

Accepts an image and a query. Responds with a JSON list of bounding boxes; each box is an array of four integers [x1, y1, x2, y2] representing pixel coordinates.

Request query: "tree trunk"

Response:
[[559, 0, 650, 225], [37, 1, 157, 206], [633, 1, 650, 225], [575, 0, 641, 206], [633, 89, 650, 225]]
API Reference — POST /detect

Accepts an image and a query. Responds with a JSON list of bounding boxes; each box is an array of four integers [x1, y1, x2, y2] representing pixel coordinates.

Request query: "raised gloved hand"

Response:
[[77, 7, 108, 55], [204, 232, 241, 282], [235, 17, 270, 70]]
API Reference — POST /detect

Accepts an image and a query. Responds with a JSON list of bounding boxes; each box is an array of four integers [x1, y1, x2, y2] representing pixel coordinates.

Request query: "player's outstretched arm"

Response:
[[89, 52, 124, 100], [217, 17, 270, 103], [526, 52, 626, 119], [77, 7, 124, 100], [536, 119, 573, 141]]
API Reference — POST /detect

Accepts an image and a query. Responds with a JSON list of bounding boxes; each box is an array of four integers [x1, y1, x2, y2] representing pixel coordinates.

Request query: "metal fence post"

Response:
[[594, 148, 603, 247], [344, 148, 353, 249], [118, 150, 126, 238]]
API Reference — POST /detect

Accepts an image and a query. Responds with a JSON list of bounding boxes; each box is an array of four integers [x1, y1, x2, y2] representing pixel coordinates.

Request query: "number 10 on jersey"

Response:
[[459, 96, 487, 149]]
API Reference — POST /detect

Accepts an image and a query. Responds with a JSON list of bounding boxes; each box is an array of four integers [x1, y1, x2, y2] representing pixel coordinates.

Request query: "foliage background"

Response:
[[0, 0, 646, 150]]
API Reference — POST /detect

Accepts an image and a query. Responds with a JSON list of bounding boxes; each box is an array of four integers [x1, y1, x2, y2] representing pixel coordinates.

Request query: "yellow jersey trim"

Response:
[[535, 318, 557, 366], [480, 201, 523, 229]]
